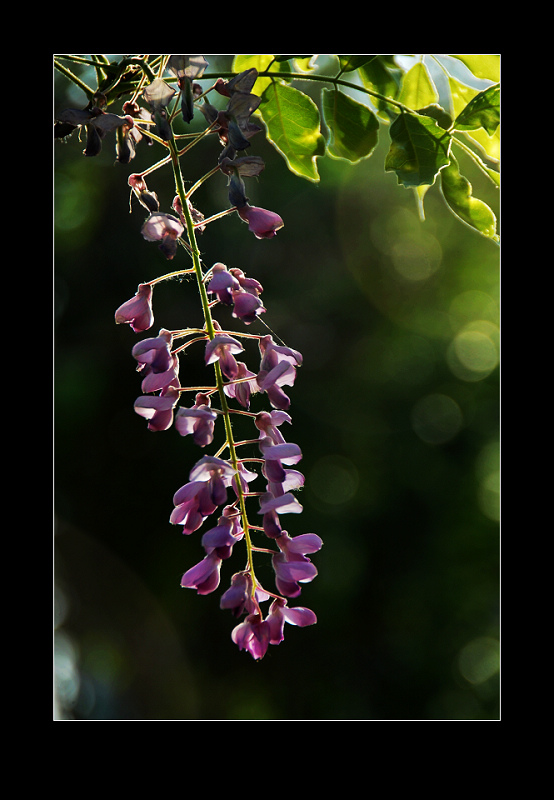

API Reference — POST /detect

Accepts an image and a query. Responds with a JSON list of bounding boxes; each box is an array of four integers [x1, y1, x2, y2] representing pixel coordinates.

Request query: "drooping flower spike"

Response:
[[107, 57, 321, 659]]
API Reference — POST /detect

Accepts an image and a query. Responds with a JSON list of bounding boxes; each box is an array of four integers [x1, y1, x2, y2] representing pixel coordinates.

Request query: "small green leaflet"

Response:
[[321, 89, 379, 163], [385, 111, 451, 188]]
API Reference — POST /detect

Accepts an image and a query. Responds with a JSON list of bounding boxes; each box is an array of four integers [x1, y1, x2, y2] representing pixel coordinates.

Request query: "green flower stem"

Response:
[[147, 267, 195, 285], [54, 60, 94, 100], [168, 135, 259, 597], [202, 69, 409, 115]]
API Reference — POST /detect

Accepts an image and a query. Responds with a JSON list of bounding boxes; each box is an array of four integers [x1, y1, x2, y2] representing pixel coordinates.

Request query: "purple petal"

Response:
[[258, 492, 303, 515], [181, 553, 222, 595], [189, 455, 235, 483], [282, 606, 317, 627], [114, 283, 154, 332]]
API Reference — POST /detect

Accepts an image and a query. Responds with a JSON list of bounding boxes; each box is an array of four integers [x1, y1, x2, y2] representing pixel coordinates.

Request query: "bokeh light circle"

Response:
[[411, 393, 463, 444]]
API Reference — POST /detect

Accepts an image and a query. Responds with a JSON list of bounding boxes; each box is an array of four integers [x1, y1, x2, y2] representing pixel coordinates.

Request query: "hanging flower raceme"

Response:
[[101, 56, 322, 661]]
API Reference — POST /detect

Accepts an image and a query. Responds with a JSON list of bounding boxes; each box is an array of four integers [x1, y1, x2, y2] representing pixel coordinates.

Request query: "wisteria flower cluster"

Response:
[[61, 55, 322, 659]]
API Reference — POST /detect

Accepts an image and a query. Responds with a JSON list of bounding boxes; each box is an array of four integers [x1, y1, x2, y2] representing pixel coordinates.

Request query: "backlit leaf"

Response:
[[322, 88, 379, 163], [440, 155, 499, 240], [385, 111, 451, 187], [453, 84, 500, 135], [258, 80, 326, 182], [398, 62, 439, 110], [449, 54, 500, 83]]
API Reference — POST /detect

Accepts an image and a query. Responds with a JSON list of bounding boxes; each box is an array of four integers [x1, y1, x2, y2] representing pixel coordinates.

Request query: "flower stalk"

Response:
[[168, 133, 259, 600]]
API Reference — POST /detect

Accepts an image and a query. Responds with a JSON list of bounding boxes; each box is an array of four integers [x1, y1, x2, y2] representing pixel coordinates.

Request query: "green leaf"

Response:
[[447, 76, 480, 120], [231, 54, 288, 97], [440, 155, 499, 240], [258, 80, 326, 182], [449, 54, 500, 83], [463, 127, 500, 164], [398, 62, 439, 110], [358, 57, 402, 119], [321, 88, 379, 163], [385, 111, 451, 187], [454, 136, 500, 187], [453, 84, 500, 135], [272, 55, 313, 61], [337, 55, 378, 73]]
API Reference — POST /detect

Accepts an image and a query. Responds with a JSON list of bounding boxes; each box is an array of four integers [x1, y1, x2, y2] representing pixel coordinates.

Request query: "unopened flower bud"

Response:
[[237, 204, 284, 239], [115, 283, 154, 332]]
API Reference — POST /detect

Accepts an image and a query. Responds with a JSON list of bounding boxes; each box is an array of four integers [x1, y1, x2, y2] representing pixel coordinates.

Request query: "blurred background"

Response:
[[54, 56, 500, 720]]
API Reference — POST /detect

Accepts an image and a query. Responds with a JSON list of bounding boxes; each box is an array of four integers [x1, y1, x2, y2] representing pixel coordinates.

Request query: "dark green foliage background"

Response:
[[54, 56, 499, 720]]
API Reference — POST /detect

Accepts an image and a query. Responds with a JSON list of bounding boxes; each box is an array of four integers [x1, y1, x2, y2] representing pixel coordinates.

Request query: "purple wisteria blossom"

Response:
[[259, 438, 304, 497], [223, 362, 259, 410], [207, 263, 265, 324], [257, 336, 303, 410], [229, 267, 264, 297], [201, 511, 244, 560], [207, 263, 239, 305], [272, 532, 323, 598], [141, 212, 184, 260], [237, 204, 284, 239], [115, 283, 154, 332], [170, 480, 218, 534], [205, 331, 244, 380], [220, 571, 269, 618], [265, 597, 317, 645], [175, 393, 217, 447], [231, 289, 265, 324], [181, 551, 222, 595], [119, 102, 155, 164], [171, 456, 237, 534], [230, 598, 317, 659], [134, 385, 180, 431], [231, 613, 270, 660], [132, 330, 179, 394], [255, 410, 291, 443], [258, 490, 304, 539]]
